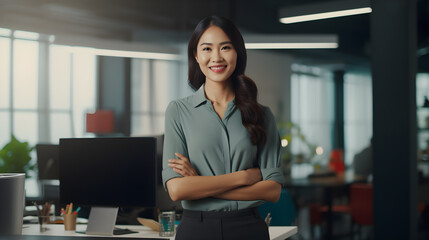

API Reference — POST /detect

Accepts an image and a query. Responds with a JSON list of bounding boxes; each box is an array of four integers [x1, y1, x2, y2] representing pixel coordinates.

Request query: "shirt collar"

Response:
[[192, 84, 208, 108], [191, 84, 237, 109]]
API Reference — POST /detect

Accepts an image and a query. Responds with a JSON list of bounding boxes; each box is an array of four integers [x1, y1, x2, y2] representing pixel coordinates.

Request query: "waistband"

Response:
[[182, 207, 260, 220]]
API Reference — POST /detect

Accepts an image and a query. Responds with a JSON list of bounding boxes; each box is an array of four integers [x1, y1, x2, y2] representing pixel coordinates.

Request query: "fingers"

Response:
[[168, 159, 189, 169], [172, 167, 185, 175], [168, 159, 183, 164], [174, 152, 189, 161], [168, 161, 192, 173], [172, 167, 194, 177], [168, 154, 198, 177], [168, 161, 185, 170], [168, 153, 190, 170], [170, 164, 197, 177]]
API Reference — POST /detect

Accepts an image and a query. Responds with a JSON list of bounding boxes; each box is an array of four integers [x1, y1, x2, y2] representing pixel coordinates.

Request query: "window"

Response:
[[49, 45, 72, 141], [0, 28, 97, 148], [49, 46, 97, 142], [0, 28, 97, 198], [0, 31, 40, 147], [344, 72, 373, 166], [291, 66, 373, 168], [131, 59, 180, 136], [290, 64, 335, 165], [416, 73, 429, 151], [0, 35, 11, 147]]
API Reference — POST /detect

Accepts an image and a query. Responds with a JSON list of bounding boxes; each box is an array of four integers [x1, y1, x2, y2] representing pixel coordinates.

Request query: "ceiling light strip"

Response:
[[280, 7, 372, 24], [245, 42, 338, 49], [93, 49, 180, 60]]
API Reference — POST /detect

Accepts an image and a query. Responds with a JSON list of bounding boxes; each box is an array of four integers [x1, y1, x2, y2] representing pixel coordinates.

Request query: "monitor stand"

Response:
[[85, 206, 118, 235]]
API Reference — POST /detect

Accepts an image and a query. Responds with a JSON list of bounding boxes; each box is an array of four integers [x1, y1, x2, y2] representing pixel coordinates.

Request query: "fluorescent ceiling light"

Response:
[[279, 0, 371, 24], [245, 43, 338, 49], [92, 49, 179, 60], [244, 34, 338, 49], [53, 35, 180, 60], [280, 7, 371, 24], [62, 46, 180, 60]]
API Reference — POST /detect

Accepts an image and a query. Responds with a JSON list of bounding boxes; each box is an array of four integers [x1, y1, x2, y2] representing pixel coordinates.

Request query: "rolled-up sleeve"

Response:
[[162, 101, 188, 190], [257, 107, 285, 186]]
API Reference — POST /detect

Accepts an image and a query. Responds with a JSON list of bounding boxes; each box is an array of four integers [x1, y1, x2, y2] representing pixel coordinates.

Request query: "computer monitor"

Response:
[[59, 137, 157, 235], [36, 144, 59, 180]]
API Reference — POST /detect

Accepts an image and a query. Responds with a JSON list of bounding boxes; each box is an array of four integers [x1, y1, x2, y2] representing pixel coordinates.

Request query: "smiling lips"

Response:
[[209, 65, 227, 73]]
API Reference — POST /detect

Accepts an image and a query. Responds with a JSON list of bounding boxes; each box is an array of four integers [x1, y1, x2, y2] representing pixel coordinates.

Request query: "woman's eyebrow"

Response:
[[220, 41, 233, 45], [199, 41, 232, 46]]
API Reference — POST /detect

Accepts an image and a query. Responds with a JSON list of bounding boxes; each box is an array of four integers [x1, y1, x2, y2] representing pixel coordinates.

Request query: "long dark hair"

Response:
[[188, 15, 266, 145]]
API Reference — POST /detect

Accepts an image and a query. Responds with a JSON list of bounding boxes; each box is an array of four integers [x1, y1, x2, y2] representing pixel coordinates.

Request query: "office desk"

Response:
[[20, 224, 297, 240]]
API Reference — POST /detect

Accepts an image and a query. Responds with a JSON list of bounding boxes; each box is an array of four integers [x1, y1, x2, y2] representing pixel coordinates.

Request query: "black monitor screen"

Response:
[[59, 137, 156, 207], [36, 144, 59, 180]]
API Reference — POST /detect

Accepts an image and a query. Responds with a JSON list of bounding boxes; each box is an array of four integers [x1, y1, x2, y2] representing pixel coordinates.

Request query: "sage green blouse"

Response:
[[162, 85, 285, 211]]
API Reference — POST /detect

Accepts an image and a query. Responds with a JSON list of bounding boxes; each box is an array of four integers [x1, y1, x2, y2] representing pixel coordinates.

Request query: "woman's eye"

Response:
[[222, 46, 232, 50], [202, 47, 211, 51]]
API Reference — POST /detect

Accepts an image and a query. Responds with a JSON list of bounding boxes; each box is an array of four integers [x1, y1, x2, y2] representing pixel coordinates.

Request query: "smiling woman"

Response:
[[162, 16, 285, 240], [194, 26, 237, 85]]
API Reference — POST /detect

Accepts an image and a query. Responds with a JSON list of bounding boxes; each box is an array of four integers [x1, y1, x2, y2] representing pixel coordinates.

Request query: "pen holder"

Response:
[[38, 216, 50, 232], [63, 214, 77, 231]]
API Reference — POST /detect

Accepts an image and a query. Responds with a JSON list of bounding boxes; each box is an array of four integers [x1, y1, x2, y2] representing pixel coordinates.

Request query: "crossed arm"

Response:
[[165, 153, 282, 203]]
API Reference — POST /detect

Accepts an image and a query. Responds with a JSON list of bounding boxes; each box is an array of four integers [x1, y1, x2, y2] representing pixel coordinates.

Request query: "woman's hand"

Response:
[[168, 153, 199, 177]]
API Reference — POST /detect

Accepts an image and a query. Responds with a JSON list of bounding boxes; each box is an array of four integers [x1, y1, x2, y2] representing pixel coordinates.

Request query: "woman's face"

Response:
[[195, 26, 237, 84]]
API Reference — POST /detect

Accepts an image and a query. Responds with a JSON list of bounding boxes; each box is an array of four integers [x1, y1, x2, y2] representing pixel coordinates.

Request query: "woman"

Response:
[[162, 15, 285, 240]]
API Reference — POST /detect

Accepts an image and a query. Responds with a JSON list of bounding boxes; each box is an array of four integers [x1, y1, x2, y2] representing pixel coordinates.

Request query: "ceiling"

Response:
[[1, 0, 428, 72]]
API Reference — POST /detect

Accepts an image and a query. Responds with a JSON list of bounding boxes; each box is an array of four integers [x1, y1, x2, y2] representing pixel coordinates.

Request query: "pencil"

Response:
[[42, 202, 48, 216], [46, 203, 51, 217], [33, 202, 42, 217]]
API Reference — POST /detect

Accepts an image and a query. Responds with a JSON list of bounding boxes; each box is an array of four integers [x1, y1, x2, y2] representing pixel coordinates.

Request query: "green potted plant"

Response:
[[0, 135, 35, 178], [277, 121, 318, 175]]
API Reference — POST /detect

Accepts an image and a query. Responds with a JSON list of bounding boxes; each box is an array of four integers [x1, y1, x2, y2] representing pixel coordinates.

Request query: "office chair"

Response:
[[309, 202, 351, 239], [349, 183, 373, 239], [258, 188, 297, 226], [309, 183, 375, 240], [310, 183, 373, 239]]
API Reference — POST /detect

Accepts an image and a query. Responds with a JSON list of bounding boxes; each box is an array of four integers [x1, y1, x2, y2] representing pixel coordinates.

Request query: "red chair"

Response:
[[309, 183, 373, 239], [349, 183, 373, 239], [350, 183, 373, 225], [309, 202, 351, 239]]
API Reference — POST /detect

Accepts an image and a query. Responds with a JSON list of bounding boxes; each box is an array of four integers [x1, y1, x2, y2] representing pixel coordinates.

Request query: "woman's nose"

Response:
[[211, 50, 223, 62]]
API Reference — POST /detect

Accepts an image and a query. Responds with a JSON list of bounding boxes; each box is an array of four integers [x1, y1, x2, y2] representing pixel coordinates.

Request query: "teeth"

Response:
[[210, 66, 226, 70]]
